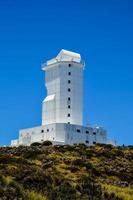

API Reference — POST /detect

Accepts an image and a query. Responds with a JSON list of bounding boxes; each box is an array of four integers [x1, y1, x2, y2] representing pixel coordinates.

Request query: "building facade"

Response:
[[11, 49, 115, 146], [42, 49, 83, 126]]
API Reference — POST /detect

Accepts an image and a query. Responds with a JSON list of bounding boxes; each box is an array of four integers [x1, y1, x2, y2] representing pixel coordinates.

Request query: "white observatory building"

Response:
[[11, 49, 115, 146], [42, 49, 83, 126]]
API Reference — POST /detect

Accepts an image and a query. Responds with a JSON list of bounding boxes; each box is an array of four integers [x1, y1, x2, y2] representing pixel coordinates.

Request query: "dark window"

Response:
[[93, 141, 96, 144], [47, 129, 49, 132], [68, 105, 71, 109], [68, 64, 71, 67], [68, 72, 71, 75], [68, 88, 71, 92], [41, 130, 44, 133], [77, 129, 80, 133], [93, 132, 96, 135], [86, 140, 89, 143], [86, 131, 89, 134], [68, 97, 71, 101], [68, 80, 71, 84], [68, 113, 70, 117]]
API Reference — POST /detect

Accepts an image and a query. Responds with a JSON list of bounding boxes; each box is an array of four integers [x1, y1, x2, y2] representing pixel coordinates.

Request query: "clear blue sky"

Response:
[[0, 0, 132, 146]]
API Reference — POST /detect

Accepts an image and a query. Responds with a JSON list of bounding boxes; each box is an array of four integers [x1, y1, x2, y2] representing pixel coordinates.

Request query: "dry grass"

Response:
[[102, 184, 133, 200], [26, 191, 48, 200]]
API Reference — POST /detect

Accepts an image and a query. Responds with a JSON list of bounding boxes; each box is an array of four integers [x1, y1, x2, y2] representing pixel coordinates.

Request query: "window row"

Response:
[[66, 133, 96, 145], [41, 129, 49, 133], [67, 66, 71, 122], [66, 127, 97, 135], [25, 128, 51, 136], [76, 129, 96, 135]]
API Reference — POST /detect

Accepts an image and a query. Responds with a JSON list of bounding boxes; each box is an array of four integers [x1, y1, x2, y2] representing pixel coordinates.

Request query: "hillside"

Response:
[[0, 142, 133, 200]]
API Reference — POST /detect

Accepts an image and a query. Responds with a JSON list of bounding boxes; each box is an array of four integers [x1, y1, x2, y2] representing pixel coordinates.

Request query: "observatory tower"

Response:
[[42, 49, 84, 126], [11, 49, 115, 146]]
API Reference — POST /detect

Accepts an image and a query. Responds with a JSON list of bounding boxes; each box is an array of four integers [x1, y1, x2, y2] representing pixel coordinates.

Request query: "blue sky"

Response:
[[0, 0, 132, 146]]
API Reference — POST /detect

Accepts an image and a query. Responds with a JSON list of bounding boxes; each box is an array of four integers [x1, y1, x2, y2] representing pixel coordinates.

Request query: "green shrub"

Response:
[[72, 159, 85, 167], [22, 149, 42, 159], [105, 144, 114, 149], [67, 165, 79, 173], [49, 182, 77, 200], [42, 140, 52, 146], [71, 159, 93, 170], [85, 149, 94, 158], [78, 143, 86, 148], [79, 176, 102, 198], [128, 145, 133, 149], [31, 142, 41, 147], [62, 145, 75, 152]]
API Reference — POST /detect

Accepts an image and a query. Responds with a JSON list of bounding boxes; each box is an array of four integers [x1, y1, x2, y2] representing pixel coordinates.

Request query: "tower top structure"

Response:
[[42, 49, 84, 70]]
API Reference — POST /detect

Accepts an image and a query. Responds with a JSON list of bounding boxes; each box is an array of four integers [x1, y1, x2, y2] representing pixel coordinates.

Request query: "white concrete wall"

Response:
[[59, 62, 83, 125], [64, 124, 107, 145], [18, 123, 107, 146], [42, 63, 60, 125], [42, 61, 84, 126], [19, 124, 57, 145]]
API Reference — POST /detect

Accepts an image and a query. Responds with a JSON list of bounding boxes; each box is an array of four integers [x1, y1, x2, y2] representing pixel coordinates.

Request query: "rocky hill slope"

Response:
[[0, 142, 133, 200]]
